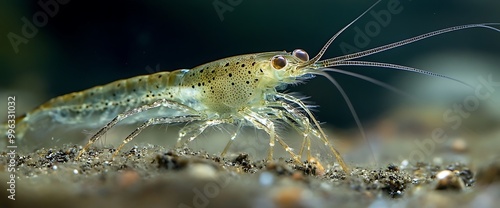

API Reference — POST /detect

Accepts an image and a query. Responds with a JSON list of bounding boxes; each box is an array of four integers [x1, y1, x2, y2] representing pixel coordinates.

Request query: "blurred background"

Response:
[[1, 0, 500, 163]]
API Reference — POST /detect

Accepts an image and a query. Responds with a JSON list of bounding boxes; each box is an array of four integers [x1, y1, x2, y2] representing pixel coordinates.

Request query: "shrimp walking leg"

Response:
[[265, 103, 314, 161], [220, 123, 242, 157], [240, 110, 277, 161], [176, 119, 232, 147], [176, 118, 241, 158], [241, 109, 301, 163], [76, 99, 197, 159], [112, 115, 204, 158], [276, 93, 349, 173], [280, 113, 311, 160]]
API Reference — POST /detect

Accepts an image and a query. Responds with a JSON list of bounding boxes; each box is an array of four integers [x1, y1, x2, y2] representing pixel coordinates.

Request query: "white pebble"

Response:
[[435, 170, 465, 190], [436, 170, 452, 180], [188, 164, 217, 180], [259, 172, 274, 186], [400, 160, 409, 168]]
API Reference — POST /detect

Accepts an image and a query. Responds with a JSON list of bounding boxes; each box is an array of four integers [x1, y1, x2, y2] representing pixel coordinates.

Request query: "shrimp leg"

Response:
[[264, 103, 314, 161], [240, 109, 300, 163], [112, 115, 204, 158], [275, 93, 350, 174], [220, 122, 242, 157], [76, 98, 197, 159], [176, 118, 243, 158], [176, 118, 233, 147]]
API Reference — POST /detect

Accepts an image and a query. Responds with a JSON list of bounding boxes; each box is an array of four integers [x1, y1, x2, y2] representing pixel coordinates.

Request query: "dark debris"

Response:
[[156, 151, 189, 170]]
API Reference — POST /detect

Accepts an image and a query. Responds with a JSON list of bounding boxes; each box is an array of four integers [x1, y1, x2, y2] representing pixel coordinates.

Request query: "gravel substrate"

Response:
[[2, 139, 500, 208]]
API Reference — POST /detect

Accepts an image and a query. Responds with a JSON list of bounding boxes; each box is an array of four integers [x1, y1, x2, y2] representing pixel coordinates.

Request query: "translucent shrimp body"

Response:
[[4, 0, 500, 174], [72, 50, 347, 169]]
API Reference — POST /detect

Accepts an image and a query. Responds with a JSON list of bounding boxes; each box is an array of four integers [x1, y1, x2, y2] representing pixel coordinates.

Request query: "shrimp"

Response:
[[4, 0, 500, 174]]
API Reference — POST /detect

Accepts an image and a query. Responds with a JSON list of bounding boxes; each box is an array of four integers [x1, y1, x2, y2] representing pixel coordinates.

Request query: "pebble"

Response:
[[259, 172, 274, 187], [435, 170, 465, 190], [308, 157, 325, 176], [400, 160, 409, 169], [118, 170, 140, 188], [451, 138, 467, 153], [273, 187, 302, 207], [187, 163, 218, 180]]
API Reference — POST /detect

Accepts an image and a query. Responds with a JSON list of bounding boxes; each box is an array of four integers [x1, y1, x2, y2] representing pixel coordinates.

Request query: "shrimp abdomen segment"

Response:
[[40, 71, 185, 110], [16, 70, 189, 139]]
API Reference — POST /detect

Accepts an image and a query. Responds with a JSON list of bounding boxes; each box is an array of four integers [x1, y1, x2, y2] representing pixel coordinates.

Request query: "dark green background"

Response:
[[1, 0, 499, 128]]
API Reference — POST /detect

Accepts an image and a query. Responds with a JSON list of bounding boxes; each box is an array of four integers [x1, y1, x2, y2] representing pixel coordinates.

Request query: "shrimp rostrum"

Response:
[[7, 1, 500, 174]]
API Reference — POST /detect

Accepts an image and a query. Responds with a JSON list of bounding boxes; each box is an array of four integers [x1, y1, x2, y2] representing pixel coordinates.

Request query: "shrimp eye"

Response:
[[271, 55, 287, 70], [292, 49, 309, 62]]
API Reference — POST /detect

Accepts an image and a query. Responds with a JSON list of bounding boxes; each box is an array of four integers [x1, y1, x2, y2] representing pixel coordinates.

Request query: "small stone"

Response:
[[156, 151, 188, 170], [187, 163, 217, 180], [292, 171, 305, 181], [308, 157, 325, 176], [272, 187, 305, 208], [259, 172, 274, 186], [400, 160, 409, 168], [435, 170, 465, 190], [118, 170, 140, 188], [387, 164, 399, 171], [451, 138, 467, 153]]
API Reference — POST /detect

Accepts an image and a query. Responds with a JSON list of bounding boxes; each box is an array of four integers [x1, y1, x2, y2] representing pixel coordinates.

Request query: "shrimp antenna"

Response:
[[315, 23, 500, 88], [299, 0, 383, 68]]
